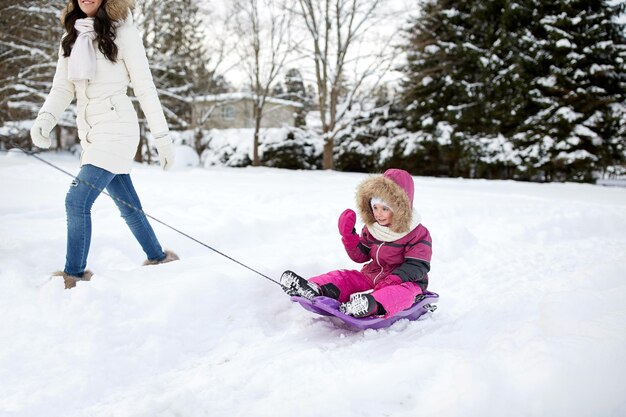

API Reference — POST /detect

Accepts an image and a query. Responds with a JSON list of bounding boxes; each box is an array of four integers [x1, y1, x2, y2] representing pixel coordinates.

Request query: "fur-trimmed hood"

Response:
[[356, 169, 415, 233], [61, 0, 135, 25]]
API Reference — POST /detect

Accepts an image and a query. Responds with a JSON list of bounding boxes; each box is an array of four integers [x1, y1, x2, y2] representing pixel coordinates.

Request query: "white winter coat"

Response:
[[39, 15, 169, 174]]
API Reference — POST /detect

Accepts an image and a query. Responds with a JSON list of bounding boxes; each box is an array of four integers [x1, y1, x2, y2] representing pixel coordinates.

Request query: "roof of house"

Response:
[[190, 92, 304, 108]]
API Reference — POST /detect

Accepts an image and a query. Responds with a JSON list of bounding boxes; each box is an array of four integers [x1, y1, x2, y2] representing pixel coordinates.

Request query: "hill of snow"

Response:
[[1, 151, 625, 417]]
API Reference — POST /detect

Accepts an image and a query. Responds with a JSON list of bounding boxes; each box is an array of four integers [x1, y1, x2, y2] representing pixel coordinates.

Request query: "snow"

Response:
[[555, 106, 583, 122], [424, 45, 440, 54], [556, 149, 597, 162], [556, 38, 574, 49], [590, 63, 616, 74], [1, 151, 626, 417], [573, 124, 602, 145], [193, 128, 306, 167], [173, 145, 201, 168]]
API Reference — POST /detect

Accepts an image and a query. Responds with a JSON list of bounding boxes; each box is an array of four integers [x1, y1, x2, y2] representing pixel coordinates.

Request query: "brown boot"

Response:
[[143, 250, 180, 266], [52, 270, 94, 289]]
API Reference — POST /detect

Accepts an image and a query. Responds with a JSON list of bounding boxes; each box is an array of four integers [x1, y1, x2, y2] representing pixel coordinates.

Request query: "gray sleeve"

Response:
[[392, 258, 430, 291]]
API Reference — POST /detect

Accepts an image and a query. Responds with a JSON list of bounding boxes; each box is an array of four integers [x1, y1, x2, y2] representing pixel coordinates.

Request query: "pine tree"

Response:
[[399, 0, 507, 177], [399, 0, 626, 181], [513, 0, 626, 181], [334, 99, 405, 173], [283, 68, 310, 126], [283, 68, 306, 101]]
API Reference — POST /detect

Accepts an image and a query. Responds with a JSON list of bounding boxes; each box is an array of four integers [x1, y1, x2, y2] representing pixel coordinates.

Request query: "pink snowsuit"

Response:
[[310, 169, 432, 317]]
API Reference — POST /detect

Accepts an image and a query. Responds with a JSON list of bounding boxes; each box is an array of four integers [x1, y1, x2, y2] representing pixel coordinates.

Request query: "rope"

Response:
[[3, 144, 284, 288]]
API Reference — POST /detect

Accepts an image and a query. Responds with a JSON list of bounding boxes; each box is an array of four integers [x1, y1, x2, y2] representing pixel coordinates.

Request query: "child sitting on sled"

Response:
[[281, 168, 432, 318]]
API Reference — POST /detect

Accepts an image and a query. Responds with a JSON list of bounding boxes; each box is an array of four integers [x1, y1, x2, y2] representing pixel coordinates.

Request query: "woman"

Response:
[[30, 0, 178, 289]]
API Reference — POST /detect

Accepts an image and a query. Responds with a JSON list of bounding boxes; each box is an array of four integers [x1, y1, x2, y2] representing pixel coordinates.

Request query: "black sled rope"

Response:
[[6, 144, 283, 288]]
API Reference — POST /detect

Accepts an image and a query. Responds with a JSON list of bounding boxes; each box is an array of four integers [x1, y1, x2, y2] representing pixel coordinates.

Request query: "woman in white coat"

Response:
[[30, 0, 178, 289]]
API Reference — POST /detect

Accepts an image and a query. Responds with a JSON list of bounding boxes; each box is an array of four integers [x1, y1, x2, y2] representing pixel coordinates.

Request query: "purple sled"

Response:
[[290, 291, 439, 330]]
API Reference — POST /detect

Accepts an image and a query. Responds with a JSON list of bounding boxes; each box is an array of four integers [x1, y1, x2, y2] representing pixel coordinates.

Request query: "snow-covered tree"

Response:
[[400, 0, 626, 181], [134, 0, 227, 163], [260, 127, 322, 169], [399, 0, 519, 177], [233, 0, 294, 166], [332, 83, 413, 173], [294, 0, 397, 170], [283, 68, 306, 101], [135, 0, 224, 130], [282, 68, 311, 126], [0, 1, 65, 126], [513, 0, 626, 181]]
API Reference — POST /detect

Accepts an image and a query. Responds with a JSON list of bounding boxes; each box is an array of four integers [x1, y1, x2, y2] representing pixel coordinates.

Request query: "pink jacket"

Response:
[[344, 223, 432, 289], [344, 169, 432, 289]]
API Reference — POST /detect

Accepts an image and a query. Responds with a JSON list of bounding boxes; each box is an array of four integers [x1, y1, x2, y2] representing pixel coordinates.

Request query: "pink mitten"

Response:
[[338, 209, 356, 237], [338, 209, 359, 248]]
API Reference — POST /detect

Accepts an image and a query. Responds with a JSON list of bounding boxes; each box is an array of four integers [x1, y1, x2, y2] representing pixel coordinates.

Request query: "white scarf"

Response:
[[367, 209, 422, 242], [68, 18, 97, 81]]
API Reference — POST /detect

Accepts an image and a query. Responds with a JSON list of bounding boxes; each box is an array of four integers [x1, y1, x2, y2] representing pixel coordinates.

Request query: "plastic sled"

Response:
[[290, 291, 439, 330]]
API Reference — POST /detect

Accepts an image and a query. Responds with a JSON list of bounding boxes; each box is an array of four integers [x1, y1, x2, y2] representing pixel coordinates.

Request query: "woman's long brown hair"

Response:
[[61, 0, 118, 62]]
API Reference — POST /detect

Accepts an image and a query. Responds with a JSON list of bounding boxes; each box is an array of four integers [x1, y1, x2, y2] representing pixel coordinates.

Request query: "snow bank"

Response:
[[1, 152, 625, 417]]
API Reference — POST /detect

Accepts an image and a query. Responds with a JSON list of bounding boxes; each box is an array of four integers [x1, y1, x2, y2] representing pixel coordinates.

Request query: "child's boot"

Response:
[[280, 270, 321, 300], [339, 293, 379, 318]]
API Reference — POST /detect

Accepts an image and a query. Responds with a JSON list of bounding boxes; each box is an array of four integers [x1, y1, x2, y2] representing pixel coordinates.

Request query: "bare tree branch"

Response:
[[233, 0, 295, 166], [294, 0, 393, 169]]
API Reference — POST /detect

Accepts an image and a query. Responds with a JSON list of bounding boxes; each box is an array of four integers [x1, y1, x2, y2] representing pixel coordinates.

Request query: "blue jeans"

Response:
[[64, 164, 165, 277]]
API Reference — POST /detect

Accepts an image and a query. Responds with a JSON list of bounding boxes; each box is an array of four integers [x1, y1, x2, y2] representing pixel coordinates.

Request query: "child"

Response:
[[281, 169, 432, 318]]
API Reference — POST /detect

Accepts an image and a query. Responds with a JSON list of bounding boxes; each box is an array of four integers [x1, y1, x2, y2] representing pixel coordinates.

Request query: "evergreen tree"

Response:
[[334, 101, 405, 173], [283, 68, 307, 102], [513, 0, 626, 181], [399, 0, 626, 181], [272, 82, 285, 97], [283, 68, 309, 126], [399, 0, 506, 177]]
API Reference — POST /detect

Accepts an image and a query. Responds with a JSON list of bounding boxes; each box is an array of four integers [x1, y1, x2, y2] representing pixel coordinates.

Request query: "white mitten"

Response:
[[30, 113, 56, 149], [155, 135, 175, 171]]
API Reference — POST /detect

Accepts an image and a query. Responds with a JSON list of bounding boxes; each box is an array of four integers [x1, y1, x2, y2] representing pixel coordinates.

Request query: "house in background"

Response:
[[5, 92, 306, 152], [190, 93, 304, 129]]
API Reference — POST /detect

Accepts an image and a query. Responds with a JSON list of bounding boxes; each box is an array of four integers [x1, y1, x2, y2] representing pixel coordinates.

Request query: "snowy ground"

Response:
[[1, 150, 625, 417]]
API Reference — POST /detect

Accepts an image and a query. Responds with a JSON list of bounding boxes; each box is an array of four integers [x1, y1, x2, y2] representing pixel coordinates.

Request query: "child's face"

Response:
[[372, 204, 393, 227]]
